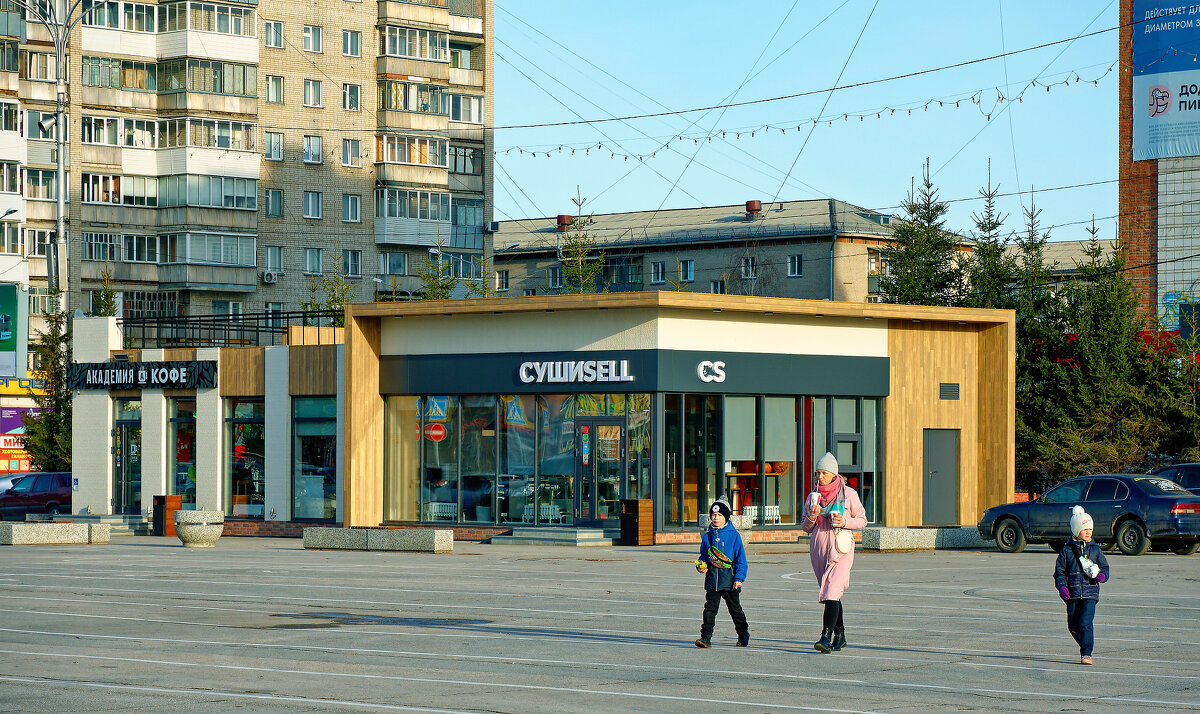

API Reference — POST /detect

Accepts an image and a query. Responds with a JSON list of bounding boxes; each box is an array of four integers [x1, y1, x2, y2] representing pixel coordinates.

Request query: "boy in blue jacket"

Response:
[[1054, 505, 1111, 666], [695, 499, 749, 648]]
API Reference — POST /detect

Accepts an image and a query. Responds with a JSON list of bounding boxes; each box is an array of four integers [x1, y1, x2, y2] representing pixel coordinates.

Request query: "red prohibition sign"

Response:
[[423, 423, 448, 442]]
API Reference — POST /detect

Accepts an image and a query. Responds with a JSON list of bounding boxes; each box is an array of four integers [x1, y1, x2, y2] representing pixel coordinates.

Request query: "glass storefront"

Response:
[[293, 397, 336, 521], [168, 399, 196, 506], [113, 399, 142, 515], [225, 399, 265, 518]]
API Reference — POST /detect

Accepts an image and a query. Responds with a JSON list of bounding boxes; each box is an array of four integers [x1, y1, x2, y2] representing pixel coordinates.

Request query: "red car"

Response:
[[0, 472, 71, 520]]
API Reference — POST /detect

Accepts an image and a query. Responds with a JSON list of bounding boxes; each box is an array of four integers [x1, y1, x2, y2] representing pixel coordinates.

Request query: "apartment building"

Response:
[[492, 199, 918, 302], [10, 0, 492, 320]]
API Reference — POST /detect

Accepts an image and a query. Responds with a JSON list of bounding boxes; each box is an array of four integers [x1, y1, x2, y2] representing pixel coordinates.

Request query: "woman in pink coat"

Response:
[[799, 451, 867, 653]]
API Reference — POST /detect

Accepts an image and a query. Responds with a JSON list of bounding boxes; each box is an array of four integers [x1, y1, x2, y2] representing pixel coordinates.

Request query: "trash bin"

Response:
[[620, 498, 653, 546], [152, 494, 183, 537]]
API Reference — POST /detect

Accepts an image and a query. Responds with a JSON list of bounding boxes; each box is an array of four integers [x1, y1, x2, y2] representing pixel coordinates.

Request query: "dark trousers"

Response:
[[700, 588, 748, 641], [1066, 599, 1097, 656]]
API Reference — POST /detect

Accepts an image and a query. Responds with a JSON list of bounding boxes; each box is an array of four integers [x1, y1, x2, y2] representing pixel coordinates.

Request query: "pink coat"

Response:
[[799, 480, 867, 602]]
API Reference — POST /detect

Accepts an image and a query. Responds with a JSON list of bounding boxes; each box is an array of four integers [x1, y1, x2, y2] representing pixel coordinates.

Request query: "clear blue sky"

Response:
[[493, 1, 1118, 243]]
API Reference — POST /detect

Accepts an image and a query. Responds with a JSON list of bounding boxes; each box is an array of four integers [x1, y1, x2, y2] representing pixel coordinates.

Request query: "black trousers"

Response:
[[700, 588, 748, 640]]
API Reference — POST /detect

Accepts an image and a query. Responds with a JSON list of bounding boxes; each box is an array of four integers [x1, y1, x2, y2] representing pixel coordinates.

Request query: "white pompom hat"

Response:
[[1070, 505, 1094, 537]]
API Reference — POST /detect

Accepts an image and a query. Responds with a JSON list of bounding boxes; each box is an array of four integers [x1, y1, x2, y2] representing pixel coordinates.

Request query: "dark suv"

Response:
[[0, 472, 71, 520], [1151, 464, 1200, 493]]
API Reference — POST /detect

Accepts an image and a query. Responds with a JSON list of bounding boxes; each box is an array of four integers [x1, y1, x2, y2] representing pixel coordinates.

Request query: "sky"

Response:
[[492, 1, 1119, 243]]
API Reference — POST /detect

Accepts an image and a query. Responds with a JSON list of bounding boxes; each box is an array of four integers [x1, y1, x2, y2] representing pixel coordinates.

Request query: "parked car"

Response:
[[0, 472, 32, 494], [978, 474, 1200, 556], [1150, 463, 1200, 493], [0, 472, 71, 520]]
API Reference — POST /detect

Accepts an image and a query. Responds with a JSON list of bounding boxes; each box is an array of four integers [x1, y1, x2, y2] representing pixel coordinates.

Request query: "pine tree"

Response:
[[961, 165, 1017, 310], [91, 264, 119, 317], [878, 160, 962, 306], [559, 189, 605, 294], [416, 239, 460, 300], [21, 289, 72, 471]]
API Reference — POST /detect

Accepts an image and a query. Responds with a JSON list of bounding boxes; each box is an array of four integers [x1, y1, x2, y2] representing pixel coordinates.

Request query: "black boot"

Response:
[[695, 637, 711, 648], [814, 628, 834, 653], [736, 629, 749, 647], [831, 625, 846, 651]]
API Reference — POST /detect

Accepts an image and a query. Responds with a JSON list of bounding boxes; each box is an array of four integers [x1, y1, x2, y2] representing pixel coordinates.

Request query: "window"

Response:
[[0, 223, 20, 254], [303, 79, 322, 107], [375, 134, 449, 167], [264, 20, 283, 48], [83, 0, 119, 28], [450, 146, 482, 174], [495, 270, 509, 291], [449, 94, 483, 123], [303, 135, 323, 163], [157, 1, 186, 32], [342, 194, 361, 223], [0, 41, 15, 73], [82, 115, 120, 145], [24, 169, 57, 200], [81, 173, 122, 204], [710, 279, 726, 294], [342, 29, 360, 57], [181, 119, 256, 151], [27, 110, 61, 141], [159, 231, 255, 264], [265, 246, 283, 272], [342, 83, 360, 111], [264, 188, 282, 217], [264, 131, 282, 161], [187, 2, 255, 36], [788, 254, 803, 277], [225, 399, 265, 516], [24, 228, 53, 257], [123, 234, 159, 263], [157, 175, 257, 210], [120, 175, 159, 206], [303, 25, 323, 53], [0, 103, 16, 132], [0, 162, 17, 193], [82, 232, 120, 261], [547, 265, 562, 289], [304, 247, 322, 274], [292, 397, 336, 520], [266, 75, 283, 103], [379, 25, 448, 61], [303, 191, 322, 219], [651, 261, 666, 284], [22, 51, 58, 82], [342, 249, 361, 277], [523, 288, 536, 297], [742, 256, 757, 279], [382, 252, 406, 276], [679, 259, 694, 282], [158, 58, 254, 96], [378, 80, 449, 115], [373, 188, 451, 220], [341, 138, 361, 167], [123, 118, 157, 148], [449, 43, 471, 69], [123, 2, 156, 32]]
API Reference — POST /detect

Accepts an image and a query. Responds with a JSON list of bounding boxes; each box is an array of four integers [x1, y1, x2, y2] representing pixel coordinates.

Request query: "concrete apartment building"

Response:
[[492, 199, 919, 302], [7, 0, 493, 320]]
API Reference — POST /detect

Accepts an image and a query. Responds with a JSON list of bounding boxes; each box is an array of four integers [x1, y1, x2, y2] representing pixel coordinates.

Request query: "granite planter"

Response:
[[175, 510, 224, 548]]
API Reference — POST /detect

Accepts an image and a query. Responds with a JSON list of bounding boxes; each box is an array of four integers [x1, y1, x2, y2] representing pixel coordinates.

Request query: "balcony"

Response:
[[157, 31, 259, 63], [377, 56, 449, 83], [375, 163, 448, 187], [377, 109, 448, 134], [157, 92, 257, 115], [81, 261, 160, 283], [159, 263, 258, 291], [138, 147, 261, 180], [80, 27, 157, 57], [375, 216, 451, 247], [378, 0, 450, 27], [449, 67, 482, 87]]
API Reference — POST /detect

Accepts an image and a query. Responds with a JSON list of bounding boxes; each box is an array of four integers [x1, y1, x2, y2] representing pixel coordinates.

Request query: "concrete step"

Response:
[[37, 514, 152, 536], [490, 527, 621, 547]]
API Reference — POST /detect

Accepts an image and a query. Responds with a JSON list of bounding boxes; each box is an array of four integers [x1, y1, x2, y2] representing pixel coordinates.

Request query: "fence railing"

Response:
[[119, 310, 344, 349]]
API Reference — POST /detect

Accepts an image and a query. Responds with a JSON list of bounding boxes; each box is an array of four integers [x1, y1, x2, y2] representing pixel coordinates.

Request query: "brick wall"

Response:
[[1119, 0, 1159, 320]]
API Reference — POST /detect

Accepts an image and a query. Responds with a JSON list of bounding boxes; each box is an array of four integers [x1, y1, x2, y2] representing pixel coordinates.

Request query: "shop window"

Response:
[[723, 396, 756, 522], [168, 399, 197, 506], [498, 395, 535, 525], [421, 396, 458, 521], [460, 396, 496, 523], [763, 397, 797, 525], [225, 399, 265, 518], [627, 394, 652, 499], [535, 395, 575, 526], [384, 396, 420, 522], [293, 397, 336, 520]]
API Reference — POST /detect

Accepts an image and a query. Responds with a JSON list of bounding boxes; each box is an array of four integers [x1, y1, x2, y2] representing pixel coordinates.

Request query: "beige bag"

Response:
[[834, 528, 854, 554]]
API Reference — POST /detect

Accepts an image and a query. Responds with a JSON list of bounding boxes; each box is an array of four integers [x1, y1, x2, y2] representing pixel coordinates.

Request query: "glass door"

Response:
[[113, 423, 142, 515], [575, 418, 624, 527]]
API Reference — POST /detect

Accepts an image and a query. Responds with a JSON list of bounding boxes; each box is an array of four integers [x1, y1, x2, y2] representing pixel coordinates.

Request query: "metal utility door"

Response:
[[921, 429, 959, 526], [575, 419, 624, 527], [113, 423, 143, 515]]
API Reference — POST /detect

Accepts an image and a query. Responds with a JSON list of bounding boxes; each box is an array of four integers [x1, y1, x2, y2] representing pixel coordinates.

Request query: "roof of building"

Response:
[[494, 198, 900, 255], [1003, 238, 1117, 274]]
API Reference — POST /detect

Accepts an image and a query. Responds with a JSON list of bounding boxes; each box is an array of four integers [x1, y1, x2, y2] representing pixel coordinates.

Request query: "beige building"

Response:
[[11, 0, 493, 320]]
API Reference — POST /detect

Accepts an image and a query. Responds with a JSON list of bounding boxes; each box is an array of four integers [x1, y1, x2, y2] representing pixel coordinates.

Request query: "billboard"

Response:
[[0, 406, 34, 472], [1132, 3, 1200, 160], [0, 283, 16, 377]]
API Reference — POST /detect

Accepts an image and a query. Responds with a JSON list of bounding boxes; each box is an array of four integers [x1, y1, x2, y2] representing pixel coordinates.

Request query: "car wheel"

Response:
[[995, 518, 1026, 553], [1115, 520, 1150, 556], [1046, 540, 1066, 553], [47, 505, 61, 516], [1172, 542, 1200, 556]]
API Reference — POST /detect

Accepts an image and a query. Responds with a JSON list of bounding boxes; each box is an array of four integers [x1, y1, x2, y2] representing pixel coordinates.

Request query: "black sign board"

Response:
[[68, 361, 218, 390]]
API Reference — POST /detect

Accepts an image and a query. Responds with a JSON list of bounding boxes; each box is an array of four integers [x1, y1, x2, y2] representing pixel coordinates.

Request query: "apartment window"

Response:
[[264, 20, 283, 48], [378, 80, 449, 115], [495, 270, 509, 292], [711, 279, 726, 294], [342, 249, 361, 278], [0, 103, 17, 132], [342, 29, 360, 57], [303, 247, 322, 274], [156, 175, 257, 210], [742, 256, 757, 280], [0, 162, 17, 193], [679, 259, 695, 282], [523, 288, 536, 297], [177, 118, 257, 151], [24, 169, 57, 200], [264, 188, 282, 217], [24, 228, 53, 257], [159, 118, 186, 147], [548, 265, 562, 289], [81, 173, 122, 204], [341, 138, 361, 167], [449, 43, 471, 69], [266, 75, 283, 103], [264, 131, 282, 161], [342, 83, 360, 111], [158, 58, 253, 96], [449, 94, 483, 124], [123, 2, 156, 32], [157, 1, 186, 31], [27, 110, 61, 141], [788, 254, 803, 277], [374, 188, 450, 221], [376, 134, 448, 168], [82, 232, 120, 261], [82, 116, 120, 145], [120, 175, 159, 206], [0, 223, 20, 254], [303, 79, 322, 107], [187, 3, 255, 36], [379, 25, 448, 61], [266, 246, 283, 272], [83, 0, 119, 28], [303, 135, 323, 163], [303, 191, 322, 219], [450, 146, 482, 175], [382, 252, 406, 276], [303, 25, 323, 53], [23, 51, 58, 82], [0, 41, 15, 73], [123, 118, 157, 148], [342, 194, 361, 223], [651, 261, 666, 284], [213, 300, 242, 316], [123, 234, 159, 263]]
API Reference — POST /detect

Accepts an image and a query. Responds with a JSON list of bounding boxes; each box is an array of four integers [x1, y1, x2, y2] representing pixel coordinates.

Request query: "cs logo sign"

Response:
[[697, 360, 726, 383]]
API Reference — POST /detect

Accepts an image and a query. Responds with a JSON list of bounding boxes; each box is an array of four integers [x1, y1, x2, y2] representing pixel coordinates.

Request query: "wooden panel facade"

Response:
[[218, 347, 265, 397], [977, 321, 1017, 514], [344, 310, 383, 527], [289, 345, 338, 396]]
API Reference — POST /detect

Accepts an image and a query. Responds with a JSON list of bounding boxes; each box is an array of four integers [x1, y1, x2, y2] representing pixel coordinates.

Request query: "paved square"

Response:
[[0, 537, 1197, 712]]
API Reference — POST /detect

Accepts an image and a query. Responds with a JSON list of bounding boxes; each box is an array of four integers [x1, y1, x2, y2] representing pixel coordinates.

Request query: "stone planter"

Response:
[[175, 510, 224, 548]]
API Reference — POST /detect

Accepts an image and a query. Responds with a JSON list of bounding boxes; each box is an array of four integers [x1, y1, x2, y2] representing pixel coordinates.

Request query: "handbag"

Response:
[[832, 485, 854, 553]]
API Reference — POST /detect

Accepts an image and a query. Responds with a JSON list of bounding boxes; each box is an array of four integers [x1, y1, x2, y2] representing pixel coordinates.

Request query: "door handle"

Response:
[[1114, 505, 1123, 509]]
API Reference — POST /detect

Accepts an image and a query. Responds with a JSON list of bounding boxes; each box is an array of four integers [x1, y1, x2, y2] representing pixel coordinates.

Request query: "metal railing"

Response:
[[120, 310, 344, 349]]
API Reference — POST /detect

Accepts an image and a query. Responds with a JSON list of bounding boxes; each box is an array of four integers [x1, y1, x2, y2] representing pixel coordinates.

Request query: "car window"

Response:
[[7, 477, 33, 493], [33, 475, 52, 492], [1085, 478, 1122, 501], [56, 475, 70, 489], [1155, 467, 1177, 480], [1043, 479, 1090, 504], [1135, 477, 1191, 495], [1114, 482, 1129, 500]]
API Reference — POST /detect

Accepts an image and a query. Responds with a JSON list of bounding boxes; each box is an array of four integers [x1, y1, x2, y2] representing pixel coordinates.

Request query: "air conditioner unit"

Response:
[[261, 270, 279, 284], [486, 221, 500, 232]]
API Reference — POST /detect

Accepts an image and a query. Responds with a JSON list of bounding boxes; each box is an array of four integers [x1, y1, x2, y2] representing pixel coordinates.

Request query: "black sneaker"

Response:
[[695, 638, 712, 648], [736, 635, 749, 647]]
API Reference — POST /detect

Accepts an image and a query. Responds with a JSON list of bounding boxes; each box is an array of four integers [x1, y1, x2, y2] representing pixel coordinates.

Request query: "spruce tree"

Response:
[[21, 289, 72, 472], [878, 160, 962, 306]]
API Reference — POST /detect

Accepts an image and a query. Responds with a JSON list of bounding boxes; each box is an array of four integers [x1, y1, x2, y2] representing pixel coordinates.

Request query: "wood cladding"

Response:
[[219, 347, 265, 397], [289, 345, 338, 396], [344, 315, 383, 527]]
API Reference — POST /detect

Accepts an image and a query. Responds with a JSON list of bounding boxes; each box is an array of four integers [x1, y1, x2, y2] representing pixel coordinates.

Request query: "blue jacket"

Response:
[[700, 521, 748, 591], [1054, 538, 1110, 601]]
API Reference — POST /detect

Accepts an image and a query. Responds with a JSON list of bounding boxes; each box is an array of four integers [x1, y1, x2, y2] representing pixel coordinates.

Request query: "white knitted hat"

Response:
[[815, 452, 838, 474], [1070, 505, 1094, 537]]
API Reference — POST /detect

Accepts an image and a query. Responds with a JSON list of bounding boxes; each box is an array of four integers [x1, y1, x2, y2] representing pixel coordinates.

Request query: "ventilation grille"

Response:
[[939, 382, 960, 400]]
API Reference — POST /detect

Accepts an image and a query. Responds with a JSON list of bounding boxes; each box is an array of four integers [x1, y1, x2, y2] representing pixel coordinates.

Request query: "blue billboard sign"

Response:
[[1132, 3, 1200, 160]]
